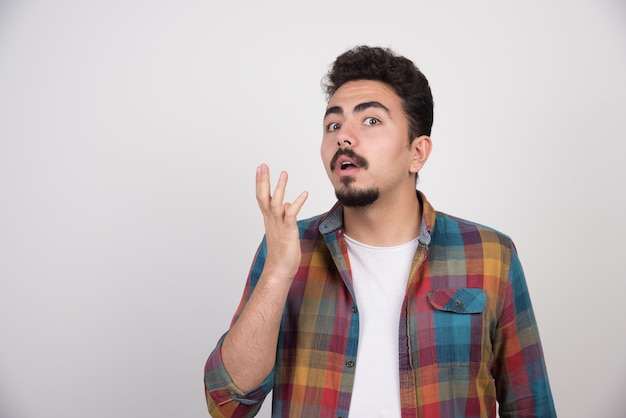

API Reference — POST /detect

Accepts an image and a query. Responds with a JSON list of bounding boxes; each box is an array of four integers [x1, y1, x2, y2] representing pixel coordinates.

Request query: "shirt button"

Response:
[[351, 306, 358, 313], [345, 360, 355, 368], [455, 300, 464, 308]]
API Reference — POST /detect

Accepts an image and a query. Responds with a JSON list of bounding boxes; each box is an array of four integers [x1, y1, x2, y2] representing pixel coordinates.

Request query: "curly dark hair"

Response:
[[322, 45, 434, 139]]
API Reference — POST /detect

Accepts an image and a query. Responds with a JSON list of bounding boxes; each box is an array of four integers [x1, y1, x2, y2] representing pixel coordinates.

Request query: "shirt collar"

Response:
[[318, 190, 435, 246]]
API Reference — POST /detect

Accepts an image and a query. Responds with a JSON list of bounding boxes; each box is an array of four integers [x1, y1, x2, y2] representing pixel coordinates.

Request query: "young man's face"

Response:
[[321, 79, 427, 207]]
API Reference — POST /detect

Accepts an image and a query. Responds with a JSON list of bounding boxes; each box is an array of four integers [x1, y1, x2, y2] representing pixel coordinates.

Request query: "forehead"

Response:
[[327, 80, 402, 110]]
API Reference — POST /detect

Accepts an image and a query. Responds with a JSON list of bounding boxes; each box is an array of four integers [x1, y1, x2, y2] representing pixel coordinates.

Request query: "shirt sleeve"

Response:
[[203, 239, 275, 418], [492, 244, 557, 417]]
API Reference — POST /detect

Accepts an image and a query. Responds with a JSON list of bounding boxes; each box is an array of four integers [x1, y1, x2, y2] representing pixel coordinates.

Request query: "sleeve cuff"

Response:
[[205, 338, 274, 407]]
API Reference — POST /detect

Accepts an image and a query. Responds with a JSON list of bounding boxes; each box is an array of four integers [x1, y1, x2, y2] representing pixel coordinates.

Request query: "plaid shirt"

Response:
[[205, 192, 556, 417]]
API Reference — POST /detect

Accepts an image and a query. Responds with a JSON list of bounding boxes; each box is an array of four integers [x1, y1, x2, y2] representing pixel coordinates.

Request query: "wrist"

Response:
[[258, 268, 296, 289]]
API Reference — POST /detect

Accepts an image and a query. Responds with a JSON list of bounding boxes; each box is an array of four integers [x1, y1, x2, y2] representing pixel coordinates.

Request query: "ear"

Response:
[[409, 135, 432, 174]]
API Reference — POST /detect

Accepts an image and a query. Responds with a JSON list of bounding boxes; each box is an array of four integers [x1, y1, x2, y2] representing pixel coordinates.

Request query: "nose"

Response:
[[338, 138, 352, 147], [336, 125, 357, 148]]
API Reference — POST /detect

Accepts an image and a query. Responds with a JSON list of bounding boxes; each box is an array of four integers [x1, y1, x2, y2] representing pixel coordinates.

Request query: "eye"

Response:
[[326, 122, 341, 132], [363, 117, 381, 126]]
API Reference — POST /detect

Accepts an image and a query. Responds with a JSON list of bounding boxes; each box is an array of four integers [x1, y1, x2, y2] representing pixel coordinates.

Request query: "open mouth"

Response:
[[333, 157, 361, 175], [330, 149, 368, 173]]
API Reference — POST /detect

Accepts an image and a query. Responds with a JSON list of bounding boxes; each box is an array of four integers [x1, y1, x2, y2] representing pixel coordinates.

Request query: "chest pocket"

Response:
[[426, 288, 487, 365], [427, 288, 486, 313]]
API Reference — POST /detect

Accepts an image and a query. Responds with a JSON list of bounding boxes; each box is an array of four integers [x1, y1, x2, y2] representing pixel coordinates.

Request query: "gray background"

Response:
[[1, 1, 624, 417]]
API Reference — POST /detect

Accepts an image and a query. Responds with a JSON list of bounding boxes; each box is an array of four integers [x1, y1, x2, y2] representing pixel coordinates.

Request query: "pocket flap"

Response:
[[427, 288, 486, 313]]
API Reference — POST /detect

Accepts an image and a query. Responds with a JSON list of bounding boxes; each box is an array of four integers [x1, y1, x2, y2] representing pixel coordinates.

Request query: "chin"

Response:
[[335, 187, 379, 208]]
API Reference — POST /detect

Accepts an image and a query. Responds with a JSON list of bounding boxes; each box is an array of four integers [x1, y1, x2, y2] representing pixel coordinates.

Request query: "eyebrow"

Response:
[[324, 101, 390, 118]]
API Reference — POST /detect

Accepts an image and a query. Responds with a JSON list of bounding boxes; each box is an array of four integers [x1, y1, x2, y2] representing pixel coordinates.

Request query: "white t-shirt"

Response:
[[344, 234, 420, 417]]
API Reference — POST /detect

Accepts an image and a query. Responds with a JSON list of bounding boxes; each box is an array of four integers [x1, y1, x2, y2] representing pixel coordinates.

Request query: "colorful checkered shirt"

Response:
[[204, 192, 556, 417]]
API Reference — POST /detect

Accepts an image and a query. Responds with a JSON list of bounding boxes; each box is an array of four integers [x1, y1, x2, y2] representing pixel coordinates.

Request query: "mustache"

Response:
[[329, 148, 369, 171]]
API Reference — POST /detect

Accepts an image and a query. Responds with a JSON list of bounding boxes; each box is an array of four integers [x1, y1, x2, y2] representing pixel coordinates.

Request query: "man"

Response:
[[204, 45, 556, 417]]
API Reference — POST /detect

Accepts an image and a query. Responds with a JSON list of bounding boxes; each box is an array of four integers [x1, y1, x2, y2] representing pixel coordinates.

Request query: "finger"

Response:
[[270, 171, 288, 212], [255, 164, 271, 211], [284, 191, 309, 220]]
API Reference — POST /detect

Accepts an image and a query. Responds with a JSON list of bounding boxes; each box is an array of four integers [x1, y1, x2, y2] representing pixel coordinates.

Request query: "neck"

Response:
[[342, 190, 422, 247]]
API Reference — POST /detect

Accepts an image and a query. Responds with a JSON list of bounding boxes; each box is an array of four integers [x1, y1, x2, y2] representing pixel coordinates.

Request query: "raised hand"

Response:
[[219, 166, 309, 392], [255, 164, 308, 282]]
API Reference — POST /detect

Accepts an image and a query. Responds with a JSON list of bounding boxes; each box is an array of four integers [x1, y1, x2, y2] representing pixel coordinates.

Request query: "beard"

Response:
[[330, 149, 378, 207], [335, 181, 380, 207]]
